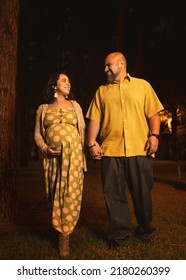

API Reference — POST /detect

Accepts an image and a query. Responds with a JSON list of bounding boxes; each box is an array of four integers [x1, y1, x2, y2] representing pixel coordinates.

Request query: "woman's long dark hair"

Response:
[[43, 71, 75, 103]]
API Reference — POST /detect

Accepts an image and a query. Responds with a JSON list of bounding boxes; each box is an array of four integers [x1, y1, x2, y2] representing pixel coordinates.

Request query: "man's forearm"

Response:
[[87, 119, 100, 146], [149, 113, 161, 135]]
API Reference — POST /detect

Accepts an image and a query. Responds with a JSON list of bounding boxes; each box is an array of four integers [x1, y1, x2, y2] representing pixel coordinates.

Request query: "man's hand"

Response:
[[145, 136, 159, 156], [88, 144, 103, 160]]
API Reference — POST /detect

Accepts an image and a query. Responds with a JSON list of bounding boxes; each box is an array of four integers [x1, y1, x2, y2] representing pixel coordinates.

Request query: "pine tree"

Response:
[[0, 0, 19, 222]]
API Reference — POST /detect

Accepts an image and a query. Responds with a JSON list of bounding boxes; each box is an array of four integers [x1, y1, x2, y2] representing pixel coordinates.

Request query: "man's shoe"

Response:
[[108, 237, 131, 250], [135, 226, 155, 243], [136, 236, 154, 243], [108, 240, 121, 250]]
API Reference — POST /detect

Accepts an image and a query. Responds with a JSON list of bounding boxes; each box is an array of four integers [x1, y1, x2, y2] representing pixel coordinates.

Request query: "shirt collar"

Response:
[[112, 73, 131, 84], [125, 73, 131, 81]]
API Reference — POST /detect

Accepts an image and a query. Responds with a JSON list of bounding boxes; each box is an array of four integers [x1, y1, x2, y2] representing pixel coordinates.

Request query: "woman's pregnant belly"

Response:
[[46, 123, 77, 151]]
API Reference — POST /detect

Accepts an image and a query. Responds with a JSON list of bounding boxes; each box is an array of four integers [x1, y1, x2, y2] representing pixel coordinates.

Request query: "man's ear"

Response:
[[120, 61, 124, 69]]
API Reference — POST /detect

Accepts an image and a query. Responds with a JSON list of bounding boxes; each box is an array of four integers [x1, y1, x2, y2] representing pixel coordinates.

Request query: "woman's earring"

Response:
[[53, 86, 58, 98]]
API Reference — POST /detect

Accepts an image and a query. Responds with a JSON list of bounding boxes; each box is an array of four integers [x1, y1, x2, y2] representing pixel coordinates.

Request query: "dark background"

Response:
[[17, 0, 186, 162], [18, 0, 186, 106]]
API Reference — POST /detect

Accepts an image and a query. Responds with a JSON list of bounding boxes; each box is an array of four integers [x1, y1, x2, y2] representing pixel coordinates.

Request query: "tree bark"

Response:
[[171, 104, 178, 161], [0, 0, 19, 221], [116, 0, 127, 51]]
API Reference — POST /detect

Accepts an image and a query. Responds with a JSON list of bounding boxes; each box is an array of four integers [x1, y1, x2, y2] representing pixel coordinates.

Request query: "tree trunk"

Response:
[[0, 0, 19, 221], [71, 1, 80, 98], [134, 5, 146, 76], [116, 0, 127, 51], [171, 104, 178, 161]]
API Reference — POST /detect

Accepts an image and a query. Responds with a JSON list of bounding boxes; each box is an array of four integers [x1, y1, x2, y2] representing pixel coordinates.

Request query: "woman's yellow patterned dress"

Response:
[[44, 107, 84, 235]]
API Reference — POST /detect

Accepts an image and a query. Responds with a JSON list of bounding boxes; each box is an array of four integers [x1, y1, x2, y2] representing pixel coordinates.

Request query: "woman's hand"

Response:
[[47, 145, 61, 156], [89, 145, 103, 160]]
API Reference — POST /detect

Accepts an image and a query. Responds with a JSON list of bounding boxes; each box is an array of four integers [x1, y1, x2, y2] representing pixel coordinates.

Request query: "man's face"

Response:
[[104, 55, 121, 83]]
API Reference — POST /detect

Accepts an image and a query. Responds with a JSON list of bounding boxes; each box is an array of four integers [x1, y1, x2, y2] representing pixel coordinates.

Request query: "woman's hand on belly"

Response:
[[47, 145, 61, 156]]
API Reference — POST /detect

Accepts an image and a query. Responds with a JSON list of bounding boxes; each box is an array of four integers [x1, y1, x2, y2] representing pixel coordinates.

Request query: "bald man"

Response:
[[86, 52, 164, 249]]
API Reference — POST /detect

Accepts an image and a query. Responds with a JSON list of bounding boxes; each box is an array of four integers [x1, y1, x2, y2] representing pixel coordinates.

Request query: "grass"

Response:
[[0, 160, 186, 260]]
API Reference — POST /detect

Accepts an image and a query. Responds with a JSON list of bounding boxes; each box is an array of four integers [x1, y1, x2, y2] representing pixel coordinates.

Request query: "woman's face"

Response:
[[56, 74, 71, 96]]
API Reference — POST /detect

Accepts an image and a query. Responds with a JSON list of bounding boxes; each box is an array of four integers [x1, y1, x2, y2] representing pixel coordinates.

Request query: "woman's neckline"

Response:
[[48, 100, 73, 110]]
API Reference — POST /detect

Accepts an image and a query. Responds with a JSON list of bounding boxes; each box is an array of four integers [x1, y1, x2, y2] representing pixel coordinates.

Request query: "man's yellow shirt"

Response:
[[86, 75, 164, 157]]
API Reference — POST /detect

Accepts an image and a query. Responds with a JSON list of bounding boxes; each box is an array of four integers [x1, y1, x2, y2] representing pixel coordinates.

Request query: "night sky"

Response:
[[18, 0, 186, 113]]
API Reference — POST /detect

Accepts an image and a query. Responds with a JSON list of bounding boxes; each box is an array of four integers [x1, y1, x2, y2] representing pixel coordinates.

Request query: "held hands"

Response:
[[88, 143, 103, 160], [145, 136, 159, 156], [47, 145, 61, 156]]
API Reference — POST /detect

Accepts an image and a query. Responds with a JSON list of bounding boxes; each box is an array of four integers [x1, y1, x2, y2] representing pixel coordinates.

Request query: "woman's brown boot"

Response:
[[58, 234, 69, 257]]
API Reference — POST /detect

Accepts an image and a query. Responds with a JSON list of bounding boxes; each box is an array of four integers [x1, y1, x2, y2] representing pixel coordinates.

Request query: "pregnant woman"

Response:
[[34, 72, 87, 257]]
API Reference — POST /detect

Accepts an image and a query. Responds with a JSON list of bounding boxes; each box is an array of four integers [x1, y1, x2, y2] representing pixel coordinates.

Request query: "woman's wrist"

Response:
[[42, 144, 48, 153], [87, 143, 96, 149]]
